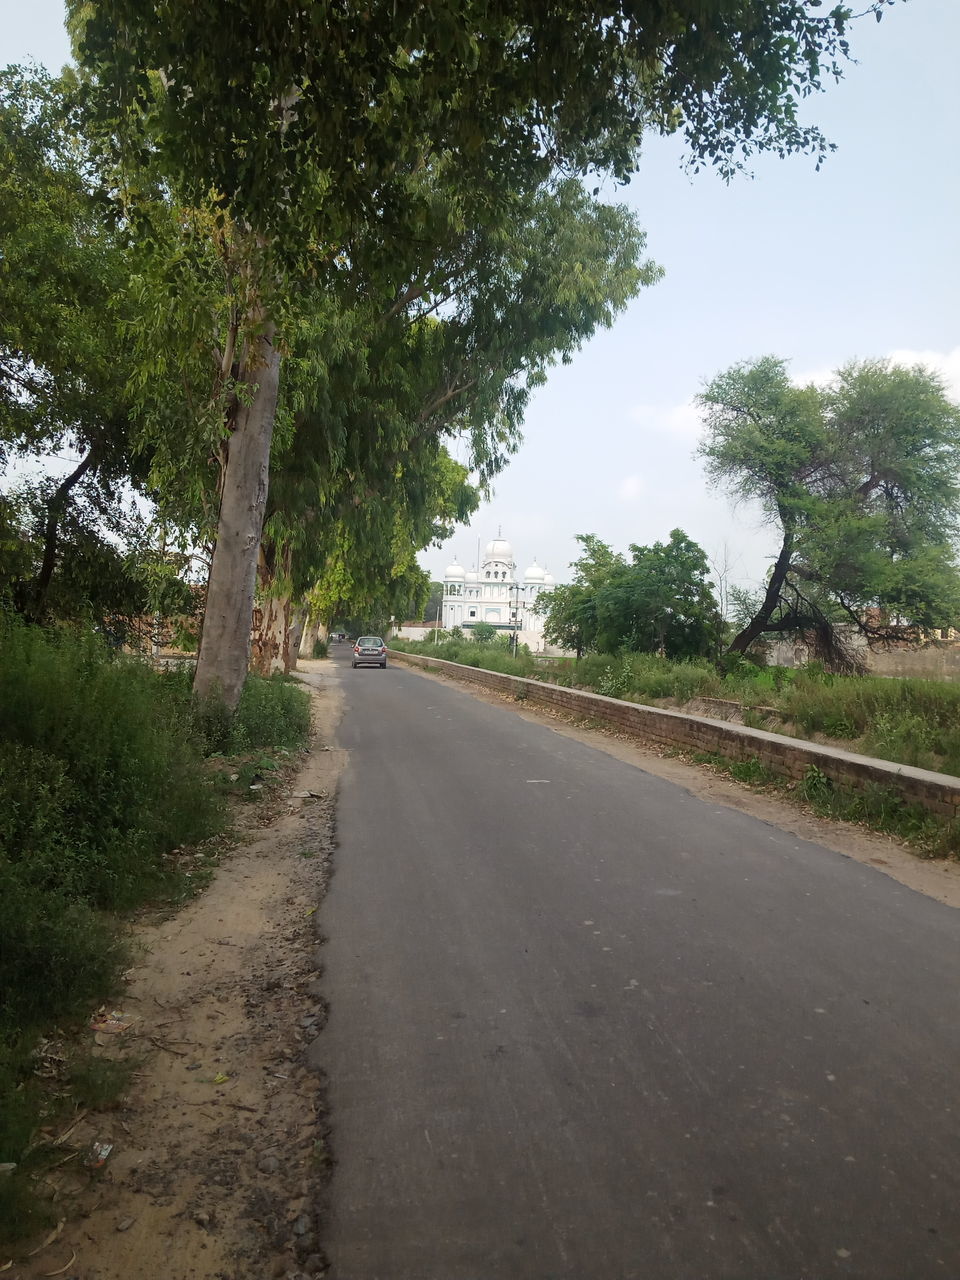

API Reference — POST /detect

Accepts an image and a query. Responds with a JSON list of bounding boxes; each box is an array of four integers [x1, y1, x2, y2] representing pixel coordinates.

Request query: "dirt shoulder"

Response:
[[7, 669, 344, 1280], [403, 662, 960, 911]]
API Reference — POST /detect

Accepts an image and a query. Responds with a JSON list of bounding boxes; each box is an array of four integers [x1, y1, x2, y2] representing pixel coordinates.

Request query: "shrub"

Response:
[[0, 623, 222, 909], [0, 619, 314, 1240], [0, 861, 128, 1038], [312, 637, 328, 659], [232, 673, 312, 751]]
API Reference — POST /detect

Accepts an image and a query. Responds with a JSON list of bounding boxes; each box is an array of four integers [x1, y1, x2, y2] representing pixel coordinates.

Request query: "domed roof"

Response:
[[543, 572, 556, 586], [524, 561, 545, 583], [484, 536, 513, 562], [445, 560, 465, 581], [464, 570, 479, 583]]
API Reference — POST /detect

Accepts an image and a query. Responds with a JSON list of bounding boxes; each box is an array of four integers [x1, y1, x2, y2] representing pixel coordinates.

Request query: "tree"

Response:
[[538, 582, 597, 659], [421, 583, 444, 627], [698, 357, 960, 666], [0, 70, 141, 620], [251, 177, 657, 670], [538, 530, 720, 658], [595, 530, 722, 658], [69, 0, 893, 709], [471, 622, 497, 645]]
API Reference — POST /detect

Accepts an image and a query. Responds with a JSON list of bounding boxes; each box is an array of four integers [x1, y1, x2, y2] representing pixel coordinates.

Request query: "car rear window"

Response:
[[358, 637, 383, 645]]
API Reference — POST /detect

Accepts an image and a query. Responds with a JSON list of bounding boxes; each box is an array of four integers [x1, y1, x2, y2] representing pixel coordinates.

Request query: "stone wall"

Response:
[[388, 650, 960, 822], [767, 633, 960, 681], [867, 644, 960, 682]]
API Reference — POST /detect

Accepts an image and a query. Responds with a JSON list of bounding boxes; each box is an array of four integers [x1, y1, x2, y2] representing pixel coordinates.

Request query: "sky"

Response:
[[5, 1, 960, 596]]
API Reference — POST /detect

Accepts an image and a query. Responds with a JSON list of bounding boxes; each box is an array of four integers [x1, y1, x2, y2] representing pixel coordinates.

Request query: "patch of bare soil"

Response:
[[405, 663, 960, 911], [7, 671, 345, 1280]]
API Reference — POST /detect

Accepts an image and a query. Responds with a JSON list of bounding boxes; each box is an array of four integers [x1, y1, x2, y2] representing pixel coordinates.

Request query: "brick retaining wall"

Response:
[[387, 649, 960, 822]]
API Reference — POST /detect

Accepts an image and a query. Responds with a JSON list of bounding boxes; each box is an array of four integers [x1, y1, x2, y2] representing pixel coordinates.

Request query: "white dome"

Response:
[[524, 561, 545, 583], [543, 573, 556, 586], [484, 537, 513, 562], [464, 570, 479, 583], [445, 561, 465, 581]]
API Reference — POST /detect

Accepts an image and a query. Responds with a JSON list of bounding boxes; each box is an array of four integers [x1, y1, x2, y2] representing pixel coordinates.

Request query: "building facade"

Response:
[[441, 535, 557, 651]]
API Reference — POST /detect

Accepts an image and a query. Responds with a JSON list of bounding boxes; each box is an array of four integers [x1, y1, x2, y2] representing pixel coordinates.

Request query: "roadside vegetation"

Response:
[[390, 637, 960, 778], [0, 618, 311, 1244], [392, 636, 960, 856], [687, 755, 960, 859]]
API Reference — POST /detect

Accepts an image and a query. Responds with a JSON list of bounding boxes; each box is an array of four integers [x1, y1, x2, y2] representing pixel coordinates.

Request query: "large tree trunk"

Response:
[[727, 520, 795, 654], [286, 605, 307, 671], [194, 323, 281, 710], [250, 542, 293, 677], [299, 613, 321, 658], [250, 592, 290, 675]]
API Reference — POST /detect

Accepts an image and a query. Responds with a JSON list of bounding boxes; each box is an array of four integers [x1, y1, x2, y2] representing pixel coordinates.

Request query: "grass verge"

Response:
[[0, 618, 312, 1247], [688, 752, 960, 858], [391, 639, 960, 777]]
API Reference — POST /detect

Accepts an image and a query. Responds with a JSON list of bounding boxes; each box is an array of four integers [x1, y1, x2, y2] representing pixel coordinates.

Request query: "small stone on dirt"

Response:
[[292, 1212, 312, 1236], [257, 1154, 280, 1175], [116, 1216, 136, 1231]]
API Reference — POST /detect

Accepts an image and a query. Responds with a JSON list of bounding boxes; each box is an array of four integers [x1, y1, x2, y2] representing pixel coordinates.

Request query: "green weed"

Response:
[[728, 757, 777, 785], [394, 635, 960, 777], [67, 1054, 138, 1110], [0, 619, 311, 1244]]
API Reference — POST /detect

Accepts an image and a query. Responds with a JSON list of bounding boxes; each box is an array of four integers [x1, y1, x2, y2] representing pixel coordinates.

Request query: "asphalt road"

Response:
[[315, 649, 960, 1279]]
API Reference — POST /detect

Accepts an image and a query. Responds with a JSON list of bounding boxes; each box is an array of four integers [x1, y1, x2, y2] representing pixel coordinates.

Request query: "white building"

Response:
[[441, 534, 557, 652]]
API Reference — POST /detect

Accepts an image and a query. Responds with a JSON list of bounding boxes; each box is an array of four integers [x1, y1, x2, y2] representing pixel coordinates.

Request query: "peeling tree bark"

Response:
[[250, 589, 290, 676], [286, 605, 307, 671], [250, 542, 296, 677], [194, 322, 280, 710], [299, 613, 320, 659]]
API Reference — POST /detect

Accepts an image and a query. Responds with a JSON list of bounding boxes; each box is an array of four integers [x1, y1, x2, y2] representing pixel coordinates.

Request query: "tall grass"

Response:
[[392, 637, 960, 777], [0, 623, 223, 909], [0, 619, 312, 1240]]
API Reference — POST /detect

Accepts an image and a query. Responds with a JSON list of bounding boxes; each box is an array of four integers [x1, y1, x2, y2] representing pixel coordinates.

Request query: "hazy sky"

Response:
[[6, 2, 959, 593]]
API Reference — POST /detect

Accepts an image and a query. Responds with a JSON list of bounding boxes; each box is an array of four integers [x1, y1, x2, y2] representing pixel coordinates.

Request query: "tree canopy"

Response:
[[698, 356, 960, 665], [539, 530, 721, 659], [61, 0, 895, 708]]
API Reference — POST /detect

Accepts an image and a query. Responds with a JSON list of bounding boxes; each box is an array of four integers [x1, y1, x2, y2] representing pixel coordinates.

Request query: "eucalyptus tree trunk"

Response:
[[249, 540, 295, 677], [299, 614, 321, 658], [193, 323, 280, 710], [286, 606, 307, 671], [250, 591, 290, 675]]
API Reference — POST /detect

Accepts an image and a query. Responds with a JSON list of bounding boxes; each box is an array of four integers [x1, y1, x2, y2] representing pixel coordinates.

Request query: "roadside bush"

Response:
[[232, 672, 312, 750], [0, 622, 222, 908], [0, 863, 127, 1034], [161, 666, 312, 755], [0, 619, 314, 1242]]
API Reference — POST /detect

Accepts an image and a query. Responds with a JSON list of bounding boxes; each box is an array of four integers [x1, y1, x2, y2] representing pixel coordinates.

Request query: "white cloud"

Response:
[[795, 347, 960, 398], [885, 345, 960, 399], [628, 398, 702, 440], [617, 474, 645, 501]]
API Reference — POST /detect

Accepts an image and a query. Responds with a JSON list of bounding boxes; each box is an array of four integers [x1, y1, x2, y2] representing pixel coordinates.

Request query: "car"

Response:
[[352, 636, 387, 668]]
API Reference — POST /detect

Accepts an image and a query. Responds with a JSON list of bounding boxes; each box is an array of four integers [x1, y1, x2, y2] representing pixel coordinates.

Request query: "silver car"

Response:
[[352, 636, 387, 668]]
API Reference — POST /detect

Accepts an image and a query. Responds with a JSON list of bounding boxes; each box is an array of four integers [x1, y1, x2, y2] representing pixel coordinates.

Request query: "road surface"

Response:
[[315, 649, 960, 1279]]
